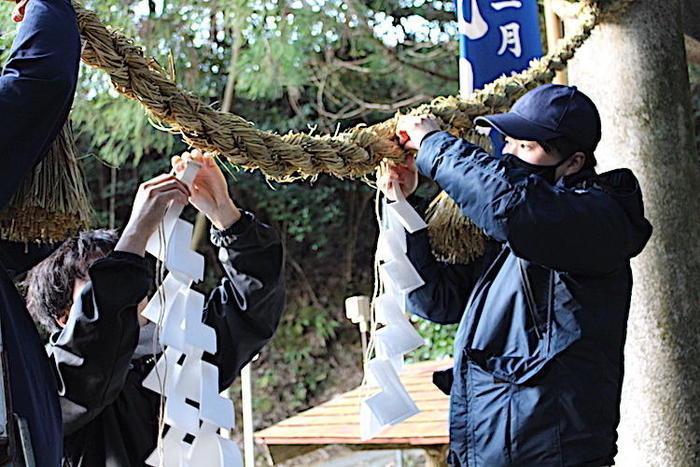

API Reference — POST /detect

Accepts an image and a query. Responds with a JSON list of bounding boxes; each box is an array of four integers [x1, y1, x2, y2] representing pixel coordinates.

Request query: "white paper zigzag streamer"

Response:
[[141, 161, 243, 467], [361, 186, 427, 440]]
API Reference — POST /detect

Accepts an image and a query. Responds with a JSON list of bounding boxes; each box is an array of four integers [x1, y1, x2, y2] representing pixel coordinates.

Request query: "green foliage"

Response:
[[0, 0, 463, 436], [407, 315, 457, 361], [240, 176, 348, 250], [252, 306, 341, 414], [73, 83, 179, 166], [0, 4, 16, 59]]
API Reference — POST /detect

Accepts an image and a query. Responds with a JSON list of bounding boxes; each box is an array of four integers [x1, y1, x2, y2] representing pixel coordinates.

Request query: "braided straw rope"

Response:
[[71, 0, 604, 261], [1, 0, 632, 255], [75, 2, 602, 181]]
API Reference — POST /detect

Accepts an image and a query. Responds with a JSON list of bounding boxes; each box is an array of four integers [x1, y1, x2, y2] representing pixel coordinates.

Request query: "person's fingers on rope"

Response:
[[11, 0, 31, 23], [174, 149, 238, 229], [395, 115, 423, 150], [171, 155, 184, 174], [203, 152, 217, 168], [188, 148, 207, 164], [378, 160, 404, 201], [179, 151, 193, 168], [384, 154, 419, 199], [186, 150, 218, 173], [396, 115, 440, 151], [173, 149, 214, 174]]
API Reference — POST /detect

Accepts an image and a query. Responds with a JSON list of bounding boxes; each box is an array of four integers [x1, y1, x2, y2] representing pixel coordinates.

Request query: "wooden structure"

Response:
[[545, 0, 571, 85], [255, 359, 452, 466]]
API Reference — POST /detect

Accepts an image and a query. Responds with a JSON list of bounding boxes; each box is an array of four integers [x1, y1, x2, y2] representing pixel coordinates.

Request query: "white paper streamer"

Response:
[[141, 161, 243, 467], [361, 187, 427, 440]]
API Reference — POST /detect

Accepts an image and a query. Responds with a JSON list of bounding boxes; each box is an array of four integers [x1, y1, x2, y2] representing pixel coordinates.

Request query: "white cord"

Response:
[[361, 187, 384, 392], [152, 221, 169, 467]]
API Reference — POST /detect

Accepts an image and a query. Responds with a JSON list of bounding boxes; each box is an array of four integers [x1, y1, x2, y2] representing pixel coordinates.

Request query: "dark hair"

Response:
[[25, 229, 119, 334], [538, 136, 597, 169]]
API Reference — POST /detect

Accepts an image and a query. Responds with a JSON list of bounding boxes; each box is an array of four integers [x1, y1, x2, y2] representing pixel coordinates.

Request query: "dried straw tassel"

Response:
[[0, 121, 92, 243], [426, 193, 487, 264], [425, 129, 493, 264]]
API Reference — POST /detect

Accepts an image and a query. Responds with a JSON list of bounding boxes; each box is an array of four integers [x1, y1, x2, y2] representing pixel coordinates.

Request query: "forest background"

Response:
[[0, 0, 698, 459]]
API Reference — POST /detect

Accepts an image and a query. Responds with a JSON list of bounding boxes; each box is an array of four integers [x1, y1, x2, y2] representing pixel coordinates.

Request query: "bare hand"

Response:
[[395, 115, 441, 151], [171, 149, 241, 230], [115, 175, 190, 256], [377, 154, 419, 201], [7, 0, 31, 23]]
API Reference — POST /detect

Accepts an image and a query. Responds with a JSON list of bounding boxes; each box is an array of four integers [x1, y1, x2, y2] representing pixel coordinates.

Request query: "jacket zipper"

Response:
[[517, 258, 543, 340]]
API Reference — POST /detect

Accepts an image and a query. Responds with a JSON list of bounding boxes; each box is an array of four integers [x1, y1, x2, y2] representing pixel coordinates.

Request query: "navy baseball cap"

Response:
[[474, 84, 602, 151]]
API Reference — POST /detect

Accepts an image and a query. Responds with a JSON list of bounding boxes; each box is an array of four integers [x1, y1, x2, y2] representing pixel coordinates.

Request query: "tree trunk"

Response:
[[567, 1, 700, 465]]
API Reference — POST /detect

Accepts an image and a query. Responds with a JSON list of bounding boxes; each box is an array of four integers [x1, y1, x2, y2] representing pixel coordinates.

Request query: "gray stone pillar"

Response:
[[567, 0, 700, 465]]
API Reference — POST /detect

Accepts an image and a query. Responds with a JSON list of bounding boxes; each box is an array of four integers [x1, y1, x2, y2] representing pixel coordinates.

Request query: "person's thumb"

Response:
[[12, 0, 30, 22]]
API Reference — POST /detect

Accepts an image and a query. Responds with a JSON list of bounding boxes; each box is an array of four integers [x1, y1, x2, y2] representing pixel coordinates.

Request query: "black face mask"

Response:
[[502, 153, 571, 185]]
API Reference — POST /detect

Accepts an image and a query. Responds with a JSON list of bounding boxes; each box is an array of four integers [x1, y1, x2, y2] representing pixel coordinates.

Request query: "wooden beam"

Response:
[[544, 0, 568, 84], [265, 442, 449, 464], [267, 444, 325, 464], [547, 0, 584, 19], [256, 436, 449, 445]]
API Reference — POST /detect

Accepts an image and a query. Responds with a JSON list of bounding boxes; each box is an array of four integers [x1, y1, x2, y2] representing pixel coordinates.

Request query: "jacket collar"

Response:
[[558, 167, 597, 189]]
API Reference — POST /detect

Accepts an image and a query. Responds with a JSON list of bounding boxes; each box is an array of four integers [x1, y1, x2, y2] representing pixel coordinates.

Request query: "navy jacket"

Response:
[[49, 213, 285, 466], [0, 1, 80, 465], [406, 132, 652, 466]]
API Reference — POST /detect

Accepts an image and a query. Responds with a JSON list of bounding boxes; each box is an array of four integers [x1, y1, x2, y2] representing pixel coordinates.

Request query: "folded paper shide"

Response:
[[141, 161, 242, 466], [361, 186, 427, 440]]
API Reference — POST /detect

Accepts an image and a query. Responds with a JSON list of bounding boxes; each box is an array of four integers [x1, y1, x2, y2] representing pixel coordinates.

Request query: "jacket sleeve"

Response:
[[404, 225, 480, 325], [0, 0, 81, 210], [203, 212, 285, 391], [48, 252, 151, 435], [401, 195, 482, 325], [417, 132, 641, 275]]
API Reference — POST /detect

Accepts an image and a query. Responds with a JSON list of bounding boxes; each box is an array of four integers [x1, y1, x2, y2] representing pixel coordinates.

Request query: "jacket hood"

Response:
[[564, 168, 652, 259]]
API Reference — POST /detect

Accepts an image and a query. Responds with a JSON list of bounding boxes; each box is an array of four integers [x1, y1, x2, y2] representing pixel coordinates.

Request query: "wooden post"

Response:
[[241, 362, 255, 467], [544, 0, 568, 85]]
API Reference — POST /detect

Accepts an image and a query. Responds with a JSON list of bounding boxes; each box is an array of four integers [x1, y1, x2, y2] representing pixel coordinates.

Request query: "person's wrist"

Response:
[[419, 129, 441, 148], [115, 224, 148, 257], [208, 199, 241, 230]]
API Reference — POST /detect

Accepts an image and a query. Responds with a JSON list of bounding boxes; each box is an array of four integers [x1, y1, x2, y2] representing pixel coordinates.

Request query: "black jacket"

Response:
[[0, 0, 81, 464], [49, 213, 285, 466], [407, 132, 652, 466]]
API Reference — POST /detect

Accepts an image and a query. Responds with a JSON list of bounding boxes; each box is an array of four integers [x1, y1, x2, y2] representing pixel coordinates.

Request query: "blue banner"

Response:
[[457, 0, 542, 91], [456, 0, 543, 153]]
